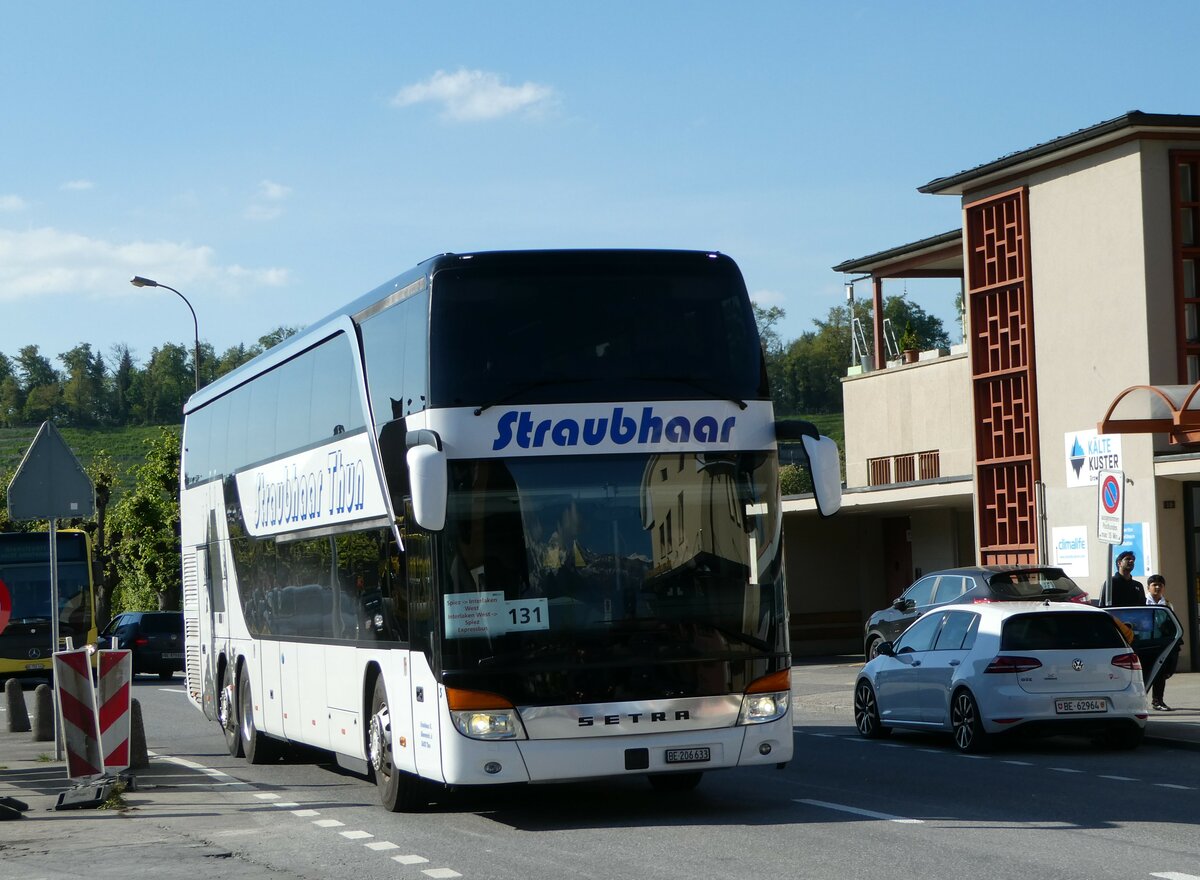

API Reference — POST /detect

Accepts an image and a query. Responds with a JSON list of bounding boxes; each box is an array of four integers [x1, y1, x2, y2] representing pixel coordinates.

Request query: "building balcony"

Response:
[[841, 348, 974, 491]]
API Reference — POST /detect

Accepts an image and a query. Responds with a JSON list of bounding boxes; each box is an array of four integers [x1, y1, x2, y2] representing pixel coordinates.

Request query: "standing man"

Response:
[[1107, 551, 1146, 607], [1146, 573, 1181, 711]]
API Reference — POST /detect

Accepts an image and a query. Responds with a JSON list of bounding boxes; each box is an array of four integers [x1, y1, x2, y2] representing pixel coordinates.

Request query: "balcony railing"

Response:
[[867, 450, 942, 487]]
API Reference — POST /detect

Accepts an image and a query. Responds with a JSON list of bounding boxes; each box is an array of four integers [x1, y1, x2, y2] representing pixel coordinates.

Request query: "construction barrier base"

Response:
[[53, 773, 136, 811]]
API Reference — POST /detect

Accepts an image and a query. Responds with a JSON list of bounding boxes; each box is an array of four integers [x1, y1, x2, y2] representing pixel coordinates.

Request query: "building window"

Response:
[[1173, 152, 1200, 383]]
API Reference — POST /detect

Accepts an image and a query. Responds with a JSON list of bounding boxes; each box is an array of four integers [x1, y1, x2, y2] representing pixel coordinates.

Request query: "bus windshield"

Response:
[[437, 452, 785, 700], [429, 257, 767, 409]]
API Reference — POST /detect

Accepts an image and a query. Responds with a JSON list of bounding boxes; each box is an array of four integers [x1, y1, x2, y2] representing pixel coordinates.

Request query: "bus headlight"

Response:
[[446, 687, 527, 740], [738, 691, 789, 725], [451, 708, 523, 740], [738, 668, 791, 725]]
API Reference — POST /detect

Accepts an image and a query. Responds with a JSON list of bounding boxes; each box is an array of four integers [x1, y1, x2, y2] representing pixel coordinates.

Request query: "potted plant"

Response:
[[898, 321, 920, 364]]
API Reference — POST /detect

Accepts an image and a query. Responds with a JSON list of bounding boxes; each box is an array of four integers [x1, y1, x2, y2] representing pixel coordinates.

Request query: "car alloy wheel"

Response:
[[951, 689, 989, 753], [854, 679, 889, 739]]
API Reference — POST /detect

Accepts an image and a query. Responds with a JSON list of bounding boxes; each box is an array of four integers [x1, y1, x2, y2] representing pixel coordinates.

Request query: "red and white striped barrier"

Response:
[[97, 649, 132, 773], [52, 648, 102, 781]]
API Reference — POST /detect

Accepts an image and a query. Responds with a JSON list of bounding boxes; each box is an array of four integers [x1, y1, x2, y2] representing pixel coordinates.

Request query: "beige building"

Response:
[[785, 111, 1200, 672]]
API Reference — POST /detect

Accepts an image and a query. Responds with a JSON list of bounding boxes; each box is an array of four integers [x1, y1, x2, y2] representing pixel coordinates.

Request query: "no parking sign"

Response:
[[1097, 469, 1125, 544]]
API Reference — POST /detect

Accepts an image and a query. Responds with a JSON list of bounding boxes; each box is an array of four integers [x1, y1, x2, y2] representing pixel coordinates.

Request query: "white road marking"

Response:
[[956, 754, 988, 760], [254, 792, 280, 800], [1002, 760, 1034, 766], [1100, 775, 1138, 781], [796, 798, 922, 824], [272, 801, 302, 808], [422, 870, 462, 879], [340, 830, 373, 840], [366, 841, 400, 852], [1154, 783, 1194, 790], [291, 809, 320, 817], [393, 855, 430, 865], [1050, 767, 1084, 774], [313, 819, 345, 828], [1151, 873, 1200, 880]]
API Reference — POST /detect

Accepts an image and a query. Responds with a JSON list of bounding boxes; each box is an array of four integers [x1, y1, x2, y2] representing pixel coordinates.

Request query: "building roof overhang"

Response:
[[920, 111, 1200, 196], [833, 229, 962, 279], [1099, 383, 1200, 445], [783, 475, 973, 516]]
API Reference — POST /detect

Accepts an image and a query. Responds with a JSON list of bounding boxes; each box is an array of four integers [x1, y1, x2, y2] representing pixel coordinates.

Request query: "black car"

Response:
[[96, 611, 185, 679], [862, 566, 1089, 659]]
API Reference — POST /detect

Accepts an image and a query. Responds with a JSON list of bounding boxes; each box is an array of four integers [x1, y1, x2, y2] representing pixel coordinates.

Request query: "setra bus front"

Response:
[[397, 250, 842, 792]]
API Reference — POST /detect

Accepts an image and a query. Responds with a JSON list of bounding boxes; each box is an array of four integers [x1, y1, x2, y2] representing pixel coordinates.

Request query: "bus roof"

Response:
[[184, 249, 731, 415]]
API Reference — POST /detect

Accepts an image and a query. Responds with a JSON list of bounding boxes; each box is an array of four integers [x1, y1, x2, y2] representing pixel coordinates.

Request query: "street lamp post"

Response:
[[130, 276, 201, 393]]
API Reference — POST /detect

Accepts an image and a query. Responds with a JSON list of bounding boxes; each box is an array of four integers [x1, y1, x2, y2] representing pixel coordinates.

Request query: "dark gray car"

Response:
[[97, 611, 185, 679], [862, 566, 1089, 659]]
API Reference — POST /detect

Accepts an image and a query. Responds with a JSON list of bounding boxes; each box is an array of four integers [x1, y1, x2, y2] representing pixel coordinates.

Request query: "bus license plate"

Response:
[[1055, 698, 1108, 714], [25, 662, 45, 671], [163, 653, 183, 660], [665, 747, 711, 764]]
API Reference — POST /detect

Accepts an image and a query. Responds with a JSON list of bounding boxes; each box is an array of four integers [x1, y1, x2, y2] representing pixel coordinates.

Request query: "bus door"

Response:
[[403, 514, 444, 782]]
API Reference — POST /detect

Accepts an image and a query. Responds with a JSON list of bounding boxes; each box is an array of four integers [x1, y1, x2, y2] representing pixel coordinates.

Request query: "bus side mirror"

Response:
[[775, 419, 842, 517], [406, 439, 447, 532]]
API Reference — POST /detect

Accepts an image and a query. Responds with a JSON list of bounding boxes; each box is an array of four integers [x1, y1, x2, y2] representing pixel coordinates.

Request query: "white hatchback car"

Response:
[[853, 602, 1149, 752]]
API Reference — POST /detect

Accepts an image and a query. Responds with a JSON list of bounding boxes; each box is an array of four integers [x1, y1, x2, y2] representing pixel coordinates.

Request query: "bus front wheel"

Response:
[[369, 676, 423, 811], [219, 662, 244, 758]]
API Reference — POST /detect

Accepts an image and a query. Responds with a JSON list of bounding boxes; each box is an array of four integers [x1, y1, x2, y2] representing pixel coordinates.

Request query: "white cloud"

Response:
[[245, 179, 292, 221], [0, 195, 28, 212], [392, 68, 555, 122], [60, 180, 95, 191], [257, 179, 291, 201], [0, 226, 288, 302], [750, 288, 787, 308]]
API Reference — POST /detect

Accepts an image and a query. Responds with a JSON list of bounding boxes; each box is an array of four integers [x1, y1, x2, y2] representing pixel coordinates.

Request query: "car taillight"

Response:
[[1111, 652, 1141, 671], [1068, 593, 1091, 604], [134, 636, 149, 647], [984, 655, 1042, 674], [972, 597, 997, 604]]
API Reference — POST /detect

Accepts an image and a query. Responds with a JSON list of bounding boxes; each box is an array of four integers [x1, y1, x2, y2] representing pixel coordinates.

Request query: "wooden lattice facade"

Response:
[[965, 187, 1040, 565]]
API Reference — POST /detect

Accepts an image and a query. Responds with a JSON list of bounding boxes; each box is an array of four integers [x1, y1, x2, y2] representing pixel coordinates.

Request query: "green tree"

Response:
[[255, 326, 302, 352], [23, 382, 64, 423], [60, 343, 107, 427], [16, 344, 59, 391], [109, 428, 182, 611], [0, 375, 22, 427], [135, 343, 191, 425], [107, 343, 137, 426], [84, 451, 121, 624]]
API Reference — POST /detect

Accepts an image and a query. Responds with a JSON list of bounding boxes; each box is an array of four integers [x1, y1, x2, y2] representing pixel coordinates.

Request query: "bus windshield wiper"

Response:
[[473, 378, 604, 416], [635, 376, 747, 410], [13, 616, 52, 624]]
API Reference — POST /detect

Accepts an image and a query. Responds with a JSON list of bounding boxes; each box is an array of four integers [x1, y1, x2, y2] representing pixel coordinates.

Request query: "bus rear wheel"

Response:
[[369, 676, 423, 811], [219, 661, 244, 758], [239, 664, 277, 764]]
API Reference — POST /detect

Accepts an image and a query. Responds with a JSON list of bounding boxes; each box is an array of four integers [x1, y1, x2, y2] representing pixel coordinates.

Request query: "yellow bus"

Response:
[[0, 529, 98, 679]]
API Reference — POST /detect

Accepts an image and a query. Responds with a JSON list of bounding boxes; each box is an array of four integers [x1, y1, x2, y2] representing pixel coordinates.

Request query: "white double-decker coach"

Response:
[[179, 249, 841, 810]]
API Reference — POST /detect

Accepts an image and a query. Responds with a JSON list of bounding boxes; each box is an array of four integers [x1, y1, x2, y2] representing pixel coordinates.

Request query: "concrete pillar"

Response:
[[128, 698, 149, 769], [4, 678, 30, 733], [32, 683, 54, 742]]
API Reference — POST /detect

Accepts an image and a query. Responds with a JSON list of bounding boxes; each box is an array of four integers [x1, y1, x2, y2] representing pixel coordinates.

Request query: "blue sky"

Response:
[[2, 2, 1197, 369]]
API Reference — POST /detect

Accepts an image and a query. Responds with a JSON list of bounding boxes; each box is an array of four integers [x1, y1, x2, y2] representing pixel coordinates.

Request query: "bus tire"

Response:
[[239, 663, 276, 764], [369, 676, 423, 812], [647, 771, 703, 793], [219, 661, 244, 758]]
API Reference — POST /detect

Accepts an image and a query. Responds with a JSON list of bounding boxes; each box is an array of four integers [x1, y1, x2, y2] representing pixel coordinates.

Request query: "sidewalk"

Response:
[[790, 656, 1200, 750]]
